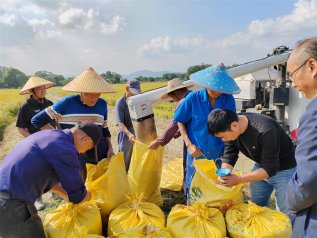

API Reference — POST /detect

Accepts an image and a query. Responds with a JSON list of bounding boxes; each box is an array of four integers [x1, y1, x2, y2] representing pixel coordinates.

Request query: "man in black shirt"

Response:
[[207, 109, 296, 217]]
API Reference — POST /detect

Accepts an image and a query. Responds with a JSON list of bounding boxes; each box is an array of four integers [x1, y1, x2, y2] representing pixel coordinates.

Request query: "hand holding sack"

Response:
[[167, 202, 226, 238], [190, 159, 243, 212], [225, 201, 292, 238], [107, 193, 165, 237]]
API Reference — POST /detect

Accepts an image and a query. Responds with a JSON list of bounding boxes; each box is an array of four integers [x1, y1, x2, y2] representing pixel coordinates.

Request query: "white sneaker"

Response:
[[35, 197, 46, 211]]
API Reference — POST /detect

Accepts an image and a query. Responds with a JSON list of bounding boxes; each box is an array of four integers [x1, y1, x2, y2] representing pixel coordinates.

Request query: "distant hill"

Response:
[[123, 70, 171, 80]]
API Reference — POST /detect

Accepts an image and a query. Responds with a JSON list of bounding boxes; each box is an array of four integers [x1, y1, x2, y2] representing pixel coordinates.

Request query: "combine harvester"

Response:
[[128, 46, 309, 144]]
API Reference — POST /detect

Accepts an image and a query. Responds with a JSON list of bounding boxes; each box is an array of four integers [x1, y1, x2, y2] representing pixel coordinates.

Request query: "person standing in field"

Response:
[[16, 76, 55, 210], [17, 76, 55, 137], [0, 122, 100, 238], [115, 79, 142, 171], [31, 67, 116, 178], [286, 36, 317, 237], [148, 78, 193, 191], [173, 63, 240, 199]]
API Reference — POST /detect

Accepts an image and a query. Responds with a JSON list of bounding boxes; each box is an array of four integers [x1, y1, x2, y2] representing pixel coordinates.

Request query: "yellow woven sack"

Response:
[[117, 225, 173, 238], [190, 159, 243, 212], [167, 202, 226, 238], [128, 140, 164, 206], [225, 201, 292, 238], [85, 152, 131, 218], [44, 201, 102, 238], [160, 157, 183, 191], [108, 193, 165, 236]]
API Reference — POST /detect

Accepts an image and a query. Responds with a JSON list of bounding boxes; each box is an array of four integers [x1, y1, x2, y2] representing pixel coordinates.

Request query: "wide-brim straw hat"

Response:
[[189, 63, 240, 94], [62, 67, 116, 93], [19, 76, 55, 95], [161, 78, 193, 99]]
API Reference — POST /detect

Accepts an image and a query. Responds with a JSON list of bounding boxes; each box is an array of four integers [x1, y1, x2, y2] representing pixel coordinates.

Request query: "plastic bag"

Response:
[[167, 202, 226, 238], [44, 201, 102, 238], [108, 193, 165, 236], [160, 157, 183, 191], [128, 140, 164, 206], [225, 201, 292, 238], [190, 159, 243, 212], [85, 152, 131, 218], [117, 225, 173, 238]]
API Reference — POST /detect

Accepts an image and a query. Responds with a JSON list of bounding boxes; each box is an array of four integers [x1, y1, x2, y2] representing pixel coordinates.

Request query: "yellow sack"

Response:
[[44, 201, 102, 238], [190, 159, 243, 212], [128, 140, 164, 206], [108, 193, 165, 236], [117, 225, 173, 238], [225, 201, 292, 238], [160, 157, 183, 191], [167, 202, 226, 238], [85, 152, 131, 218]]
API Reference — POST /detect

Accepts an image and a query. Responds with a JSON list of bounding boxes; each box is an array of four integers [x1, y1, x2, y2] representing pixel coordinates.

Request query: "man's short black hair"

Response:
[[207, 109, 238, 135]]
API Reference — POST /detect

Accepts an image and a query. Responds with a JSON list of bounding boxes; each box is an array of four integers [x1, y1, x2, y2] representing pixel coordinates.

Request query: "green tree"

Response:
[[34, 70, 66, 86], [0, 67, 28, 88], [185, 63, 212, 80], [100, 71, 122, 84]]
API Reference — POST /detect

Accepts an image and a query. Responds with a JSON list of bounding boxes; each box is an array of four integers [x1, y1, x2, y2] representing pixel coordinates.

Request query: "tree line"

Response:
[[0, 63, 239, 89]]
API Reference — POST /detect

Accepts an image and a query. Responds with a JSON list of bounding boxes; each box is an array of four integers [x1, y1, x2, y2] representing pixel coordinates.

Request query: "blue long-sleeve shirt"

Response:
[[31, 94, 111, 137], [0, 129, 86, 204]]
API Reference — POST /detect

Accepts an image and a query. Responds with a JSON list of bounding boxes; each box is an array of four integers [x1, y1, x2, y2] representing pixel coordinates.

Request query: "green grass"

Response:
[[0, 89, 26, 140]]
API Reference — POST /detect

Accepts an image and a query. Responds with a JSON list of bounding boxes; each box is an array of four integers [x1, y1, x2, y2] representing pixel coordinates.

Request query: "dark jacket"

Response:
[[287, 96, 317, 238]]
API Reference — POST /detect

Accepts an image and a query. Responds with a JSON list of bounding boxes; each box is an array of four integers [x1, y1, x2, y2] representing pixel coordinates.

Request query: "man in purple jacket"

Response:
[[0, 122, 101, 238]]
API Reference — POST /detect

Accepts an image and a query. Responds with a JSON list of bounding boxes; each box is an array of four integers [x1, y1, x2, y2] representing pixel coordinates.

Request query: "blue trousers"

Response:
[[250, 163, 296, 222], [118, 131, 133, 172]]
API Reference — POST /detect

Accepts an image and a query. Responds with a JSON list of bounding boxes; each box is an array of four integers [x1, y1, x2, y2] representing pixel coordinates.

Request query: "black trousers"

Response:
[[0, 195, 45, 238]]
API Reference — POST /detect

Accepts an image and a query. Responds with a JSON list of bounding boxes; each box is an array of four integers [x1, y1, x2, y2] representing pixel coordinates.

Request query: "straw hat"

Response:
[[19, 76, 55, 95], [62, 67, 116, 93], [161, 78, 193, 99], [190, 63, 240, 94]]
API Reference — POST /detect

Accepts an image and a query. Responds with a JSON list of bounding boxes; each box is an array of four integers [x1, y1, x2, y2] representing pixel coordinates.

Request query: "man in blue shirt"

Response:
[[0, 122, 101, 238], [174, 63, 240, 199]]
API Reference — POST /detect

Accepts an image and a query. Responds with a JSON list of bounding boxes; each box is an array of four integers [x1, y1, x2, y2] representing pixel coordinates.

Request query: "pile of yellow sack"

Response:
[[43, 144, 292, 238]]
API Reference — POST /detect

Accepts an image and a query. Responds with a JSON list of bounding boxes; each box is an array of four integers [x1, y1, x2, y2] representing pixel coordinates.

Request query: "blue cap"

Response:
[[127, 79, 142, 95], [189, 63, 240, 94]]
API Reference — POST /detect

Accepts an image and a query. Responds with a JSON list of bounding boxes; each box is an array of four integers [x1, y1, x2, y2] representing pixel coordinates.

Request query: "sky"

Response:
[[0, 0, 317, 77]]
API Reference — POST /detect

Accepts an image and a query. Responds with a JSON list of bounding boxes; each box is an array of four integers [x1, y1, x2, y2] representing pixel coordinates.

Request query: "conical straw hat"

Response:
[[62, 67, 116, 93], [161, 78, 193, 99], [190, 63, 240, 94], [19, 76, 55, 95]]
